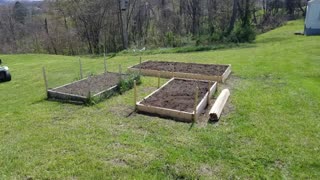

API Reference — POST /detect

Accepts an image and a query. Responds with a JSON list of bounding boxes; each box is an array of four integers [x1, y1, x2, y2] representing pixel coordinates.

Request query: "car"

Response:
[[0, 59, 11, 82]]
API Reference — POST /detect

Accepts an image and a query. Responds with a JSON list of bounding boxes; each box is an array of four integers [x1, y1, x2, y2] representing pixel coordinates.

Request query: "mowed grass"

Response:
[[0, 20, 319, 179]]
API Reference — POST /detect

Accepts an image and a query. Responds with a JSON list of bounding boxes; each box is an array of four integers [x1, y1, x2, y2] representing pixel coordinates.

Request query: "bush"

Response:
[[164, 32, 183, 47], [118, 73, 141, 94], [229, 22, 256, 43], [210, 32, 224, 42]]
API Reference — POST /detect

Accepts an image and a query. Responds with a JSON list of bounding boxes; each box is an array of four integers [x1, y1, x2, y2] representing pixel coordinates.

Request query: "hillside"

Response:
[[0, 20, 319, 179]]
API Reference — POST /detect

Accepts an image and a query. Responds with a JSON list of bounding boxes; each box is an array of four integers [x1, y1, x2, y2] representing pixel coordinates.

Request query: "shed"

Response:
[[305, 0, 320, 35]]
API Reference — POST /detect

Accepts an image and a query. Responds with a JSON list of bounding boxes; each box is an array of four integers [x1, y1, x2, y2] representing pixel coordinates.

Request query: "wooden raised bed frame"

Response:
[[47, 80, 118, 105], [47, 72, 134, 105], [128, 61, 231, 83], [136, 78, 217, 123]]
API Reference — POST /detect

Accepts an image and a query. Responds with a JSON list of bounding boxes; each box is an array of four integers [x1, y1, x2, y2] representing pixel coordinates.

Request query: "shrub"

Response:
[[118, 73, 141, 94], [164, 32, 183, 47], [229, 22, 256, 43], [210, 32, 224, 42]]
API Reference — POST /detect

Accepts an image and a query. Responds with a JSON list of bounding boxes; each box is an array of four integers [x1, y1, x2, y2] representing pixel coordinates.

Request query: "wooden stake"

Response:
[[104, 53, 107, 73], [158, 72, 161, 88], [79, 58, 83, 79], [42, 67, 48, 96], [171, 64, 174, 77], [193, 86, 199, 122], [209, 89, 230, 121], [119, 65, 122, 81], [139, 57, 142, 75], [134, 80, 137, 109]]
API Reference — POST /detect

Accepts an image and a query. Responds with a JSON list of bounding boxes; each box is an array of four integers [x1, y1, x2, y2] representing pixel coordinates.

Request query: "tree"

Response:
[[227, 0, 238, 35], [58, 0, 111, 54], [13, 1, 27, 24]]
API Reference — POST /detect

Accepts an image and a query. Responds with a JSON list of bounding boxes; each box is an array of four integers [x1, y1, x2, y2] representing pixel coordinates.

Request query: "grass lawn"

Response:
[[0, 20, 319, 179]]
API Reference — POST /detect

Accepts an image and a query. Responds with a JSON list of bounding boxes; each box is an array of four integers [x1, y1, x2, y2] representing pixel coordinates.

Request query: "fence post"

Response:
[[104, 53, 107, 74], [158, 72, 161, 88], [139, 57, 142, 75], [79, 58, 83, 79], [119, 65, 122, 81], [42, 67, 48, 97], [134, 80, 137, 110]]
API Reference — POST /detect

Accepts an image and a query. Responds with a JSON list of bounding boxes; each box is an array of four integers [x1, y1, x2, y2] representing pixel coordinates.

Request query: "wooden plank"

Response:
[[136, 104, 193, 122], [196, 82, 217, 115], [209, 89, 230, 121], [137, 78, 175, 104], [209, 82, 217, 98], [47, 90, 88, 103], [222, 65, 232, 83], [48, 90, 87, 99], [128, 65, 231, 83], [193, 86, 199, 122], [47, 72, 129, 104], [93, 85, 118, 97], [137, 78, 217, 122], [91, 86, 117, 102]]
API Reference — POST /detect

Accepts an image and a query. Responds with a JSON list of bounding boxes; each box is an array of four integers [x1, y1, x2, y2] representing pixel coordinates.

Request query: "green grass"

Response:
[[117, 43, 246, 56], [0, 20, 319, 179]]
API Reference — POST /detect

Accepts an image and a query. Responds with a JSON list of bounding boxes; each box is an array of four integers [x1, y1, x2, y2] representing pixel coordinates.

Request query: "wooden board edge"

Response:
[[47, 90, 87, 99], [93, 85, 118, 97], [196, 81, 217, 114], [127, 60, 152, 70], [136, 103, 193, 122], [222, 65, 232, 83], [128, 68, 225, 82], [137, 78, 175, 104]]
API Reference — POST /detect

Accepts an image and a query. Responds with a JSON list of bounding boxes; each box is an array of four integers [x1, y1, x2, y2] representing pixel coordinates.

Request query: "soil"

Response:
[[54, 72, 125, 96], [133, 61, 229, 76], [140, 79, 211, 113]]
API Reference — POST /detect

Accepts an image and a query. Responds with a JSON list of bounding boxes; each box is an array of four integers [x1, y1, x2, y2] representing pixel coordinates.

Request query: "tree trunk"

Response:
[[118, 0, 128, 49], [227, 0, 238, 35], [44, 18, 58, 55]]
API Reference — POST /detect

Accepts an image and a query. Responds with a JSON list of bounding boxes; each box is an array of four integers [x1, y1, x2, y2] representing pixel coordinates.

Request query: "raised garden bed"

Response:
[[128, 61, 231, 83], [136, 78, 217, 122], [48, 72, 139, 105]]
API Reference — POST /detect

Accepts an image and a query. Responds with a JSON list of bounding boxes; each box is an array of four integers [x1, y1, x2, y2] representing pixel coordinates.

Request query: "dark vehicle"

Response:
[[0, 59, 11, 82]]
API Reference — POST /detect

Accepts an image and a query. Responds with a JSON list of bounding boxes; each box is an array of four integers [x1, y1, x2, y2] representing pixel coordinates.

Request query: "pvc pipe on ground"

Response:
[[209, 89, 230, 121]]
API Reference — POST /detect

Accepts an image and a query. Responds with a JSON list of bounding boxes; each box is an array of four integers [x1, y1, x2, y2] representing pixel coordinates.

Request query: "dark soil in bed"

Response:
[[54, 72, 125, 96], [133, 61, 229, 76], [141, 79, 210, 112]]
